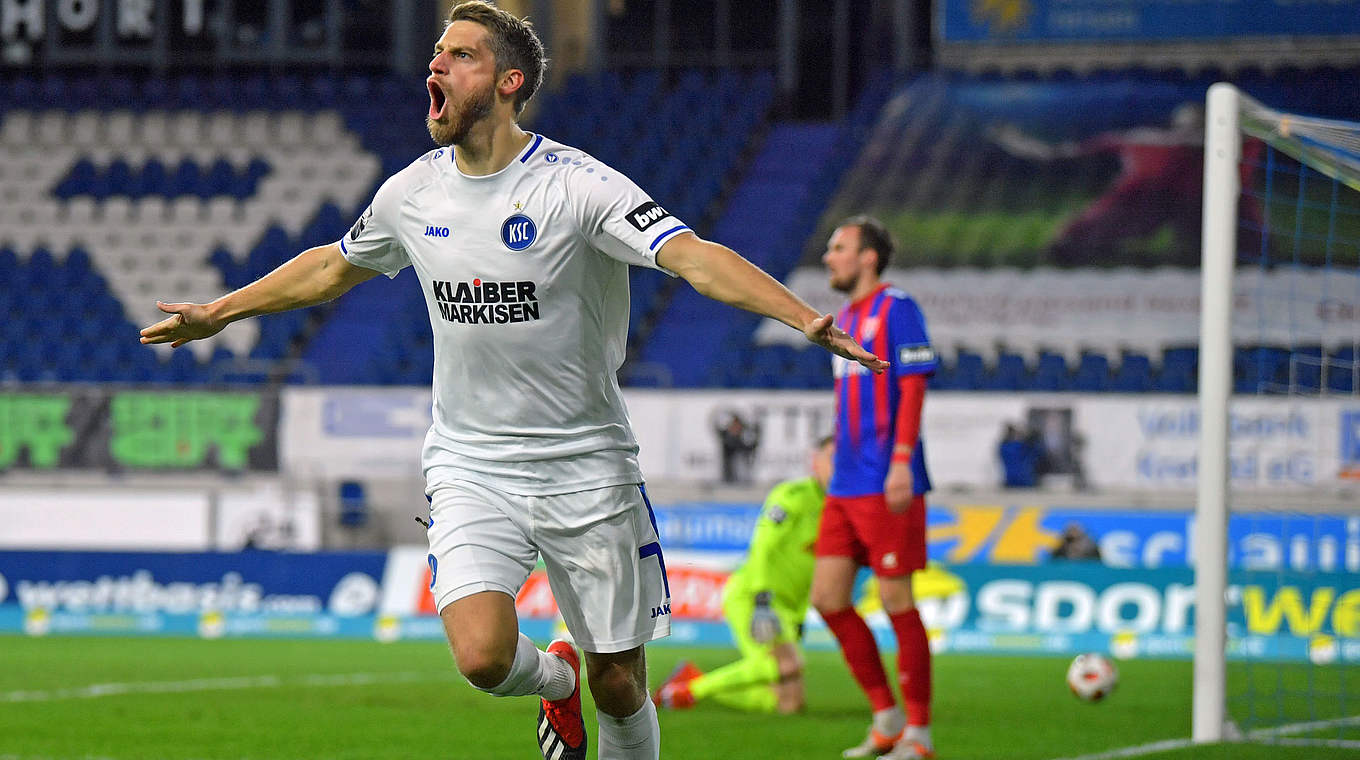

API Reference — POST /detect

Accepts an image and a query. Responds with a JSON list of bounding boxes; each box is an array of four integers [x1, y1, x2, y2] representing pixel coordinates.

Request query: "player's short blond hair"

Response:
[[446, 1, 547, 115]]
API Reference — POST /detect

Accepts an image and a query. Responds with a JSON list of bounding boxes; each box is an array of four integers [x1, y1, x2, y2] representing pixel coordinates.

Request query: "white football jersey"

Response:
[[339, 134, 688, 495]]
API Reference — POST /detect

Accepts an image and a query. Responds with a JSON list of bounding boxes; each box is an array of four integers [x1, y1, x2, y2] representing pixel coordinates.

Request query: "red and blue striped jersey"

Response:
[[829, 284, 937, 498]]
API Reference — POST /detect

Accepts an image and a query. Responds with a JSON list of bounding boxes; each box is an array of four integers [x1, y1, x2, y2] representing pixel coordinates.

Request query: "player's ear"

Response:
[[498, 68, 525, 100], [860, 245, 880, 271]]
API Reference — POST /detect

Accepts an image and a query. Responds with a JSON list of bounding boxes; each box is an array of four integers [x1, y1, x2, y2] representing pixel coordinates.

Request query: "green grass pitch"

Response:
[[1, 636, 1355, 759]]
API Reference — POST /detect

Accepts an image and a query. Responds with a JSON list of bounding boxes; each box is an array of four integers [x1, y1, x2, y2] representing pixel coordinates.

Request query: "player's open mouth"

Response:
[[428, 79, 448, 121]]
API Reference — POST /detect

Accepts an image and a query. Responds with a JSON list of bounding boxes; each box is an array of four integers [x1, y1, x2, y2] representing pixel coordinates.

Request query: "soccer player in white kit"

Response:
[[140, 3, 887, 758]]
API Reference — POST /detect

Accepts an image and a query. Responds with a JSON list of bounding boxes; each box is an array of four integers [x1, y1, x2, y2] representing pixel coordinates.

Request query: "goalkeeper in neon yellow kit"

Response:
[[652, 437, 833, 714]]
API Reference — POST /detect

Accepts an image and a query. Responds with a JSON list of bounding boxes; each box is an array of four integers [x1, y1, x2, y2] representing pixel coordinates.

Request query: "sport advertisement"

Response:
[[3, 535, 1355, 663]]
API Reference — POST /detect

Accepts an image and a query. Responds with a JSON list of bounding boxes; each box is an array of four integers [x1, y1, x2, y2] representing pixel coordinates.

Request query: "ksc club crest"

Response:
[[501, 213, 537, 251]]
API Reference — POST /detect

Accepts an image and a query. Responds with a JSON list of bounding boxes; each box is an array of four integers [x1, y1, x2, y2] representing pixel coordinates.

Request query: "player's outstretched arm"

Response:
[[140, 242, 380, 348], [656, 233, 887, 373]]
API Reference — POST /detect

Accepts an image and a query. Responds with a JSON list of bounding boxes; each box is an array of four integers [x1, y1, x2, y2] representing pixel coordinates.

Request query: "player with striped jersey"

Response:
[[811, 216, 938, 760], [140, 4, 886, 759]]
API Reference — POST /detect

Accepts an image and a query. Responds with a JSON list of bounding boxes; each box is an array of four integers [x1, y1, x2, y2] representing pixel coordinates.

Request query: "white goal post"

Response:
[[1194, 81, 1240, 744], [1195, 81, 1360, 745]]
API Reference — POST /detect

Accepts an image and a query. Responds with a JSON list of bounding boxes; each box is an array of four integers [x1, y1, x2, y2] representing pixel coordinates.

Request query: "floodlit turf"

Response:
[[1, 636, 1355, 760]]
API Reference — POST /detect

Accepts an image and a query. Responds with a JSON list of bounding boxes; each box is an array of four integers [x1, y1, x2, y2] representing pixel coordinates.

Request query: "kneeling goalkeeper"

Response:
[[652, 436, 833, 714]]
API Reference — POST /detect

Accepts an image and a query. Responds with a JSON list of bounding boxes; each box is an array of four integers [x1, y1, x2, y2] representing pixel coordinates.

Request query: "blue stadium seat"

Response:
[[1032, 352, 1071, 391], [168, 161, 203, 198], [172, 74, 203, 107], [953, 351, 986, 390], [1234, 346, 1287, 394], [1288, 346, 1324, 393], [987, 352, 1029, 391], [141, 76, 170, 107], [1328, 348, 1357, 393], [1073, 353, 1111, 391], [105, 160, 133, 198], [8, 76, 38, 108], [106, 76, 138, 108], [28, 245, 54, 271], [205, 74, 237, 109], [1155, 357, 1197, 393], [204, 159, 237, 198], [1111, 353, 1153, 392], [55, 159, 97, 198], [39, 74, 70, 109], [64, 247, 92, 283]]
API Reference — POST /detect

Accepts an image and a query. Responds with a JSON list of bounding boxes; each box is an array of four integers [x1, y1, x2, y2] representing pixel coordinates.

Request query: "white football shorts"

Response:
[[425, 479, 671, 654]]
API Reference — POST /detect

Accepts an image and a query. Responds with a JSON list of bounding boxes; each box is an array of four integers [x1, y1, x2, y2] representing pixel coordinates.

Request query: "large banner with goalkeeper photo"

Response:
[[817, 75, 1356, 271]]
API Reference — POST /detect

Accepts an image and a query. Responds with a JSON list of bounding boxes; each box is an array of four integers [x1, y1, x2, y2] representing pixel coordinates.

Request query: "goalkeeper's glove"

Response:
[[749, 590, 782, 644]]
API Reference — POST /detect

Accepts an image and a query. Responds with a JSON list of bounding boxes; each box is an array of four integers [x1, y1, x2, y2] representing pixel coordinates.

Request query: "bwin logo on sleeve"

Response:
[[626, 201, 669, 232], [898, 345, 936, 366], [349, 206, 373, 241], [500, 214, 537, 251]]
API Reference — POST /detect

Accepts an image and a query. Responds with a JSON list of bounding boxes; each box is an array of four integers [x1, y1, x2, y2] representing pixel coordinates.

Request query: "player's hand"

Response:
[[140, 301, 224, 348], [803, 314, 888, 373], [885, 463, 913, 514], [750, 591, 782, 644]]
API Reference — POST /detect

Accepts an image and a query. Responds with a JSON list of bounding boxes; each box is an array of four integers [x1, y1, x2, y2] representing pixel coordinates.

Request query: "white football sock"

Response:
[[481, 633, 575, 700], [905, 725, 932, 748], [873, 705, 906, 737], [597, 699, 660, 760]]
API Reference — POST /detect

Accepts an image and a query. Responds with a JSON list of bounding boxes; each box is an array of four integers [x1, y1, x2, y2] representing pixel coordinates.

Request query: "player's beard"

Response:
[[829, 270, 859, 294], [426, 81, 496, 147]]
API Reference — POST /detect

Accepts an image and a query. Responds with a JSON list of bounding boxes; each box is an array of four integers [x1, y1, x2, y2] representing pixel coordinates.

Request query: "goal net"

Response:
[[1197, 83, 1360, 749]]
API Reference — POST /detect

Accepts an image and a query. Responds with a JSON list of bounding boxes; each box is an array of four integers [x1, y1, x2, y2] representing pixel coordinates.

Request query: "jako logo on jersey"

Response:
[[432, 278, 540, 325], [500, 214, 537, 250], [650, 603, 671, 619], [626, 201, 669, 232], [424, 225, 450, 238]]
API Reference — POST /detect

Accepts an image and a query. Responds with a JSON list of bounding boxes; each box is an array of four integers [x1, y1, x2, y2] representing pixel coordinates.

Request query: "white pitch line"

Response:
[[1048, 713, 1360, 760], [1, 671, 447, 703], [1246, 713, 1360, 738], [1045, 737, 1195, 760], [1258, 737, 1360, 749]]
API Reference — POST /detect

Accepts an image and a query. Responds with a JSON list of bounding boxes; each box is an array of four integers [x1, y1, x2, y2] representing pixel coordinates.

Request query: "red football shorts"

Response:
[[815, 493, 926, 577]]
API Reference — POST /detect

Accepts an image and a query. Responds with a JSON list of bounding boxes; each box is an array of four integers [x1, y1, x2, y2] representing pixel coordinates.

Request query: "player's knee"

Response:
[[811, 589, 852, 615], [455, 647, 514, 691], [877, 580, 915, 615], [585, 659, 645, 715]]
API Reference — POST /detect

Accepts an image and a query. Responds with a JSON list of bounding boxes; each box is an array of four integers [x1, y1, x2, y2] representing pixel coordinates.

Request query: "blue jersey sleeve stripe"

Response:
[[339, 237, 349, 255], [519, 133, 544, 163], [648, 224, 690, 251]]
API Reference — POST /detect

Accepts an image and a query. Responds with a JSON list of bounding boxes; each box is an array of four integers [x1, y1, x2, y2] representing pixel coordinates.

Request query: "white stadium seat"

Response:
[[34, 111, 69, 148], [106, 110, 137, 147], [69, 110, 102, 148], [273, 111, 307, 149], [137, 112, 169, 148], [241, 112, 272, 149], [0, 111, 33, 147], [205, 111, 239, 148], [170, 112, 206, 148]]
